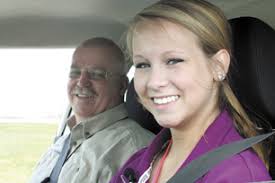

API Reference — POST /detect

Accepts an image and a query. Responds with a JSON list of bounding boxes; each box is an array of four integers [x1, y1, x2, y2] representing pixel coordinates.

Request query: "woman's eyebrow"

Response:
[[133, 54, 145, 59]]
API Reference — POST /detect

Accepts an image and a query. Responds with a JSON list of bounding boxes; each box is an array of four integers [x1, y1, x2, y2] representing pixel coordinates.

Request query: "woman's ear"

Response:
[[211, 49, 230, 81]]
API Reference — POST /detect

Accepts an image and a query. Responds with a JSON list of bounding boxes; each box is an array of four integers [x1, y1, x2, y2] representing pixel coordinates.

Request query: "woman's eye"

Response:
[[135, 63, 150, 69], [167, 58, 184, 65]]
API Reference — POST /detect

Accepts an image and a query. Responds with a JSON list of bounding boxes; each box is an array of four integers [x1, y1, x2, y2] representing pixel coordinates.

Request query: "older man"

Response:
[[28, 37, 154, 183]]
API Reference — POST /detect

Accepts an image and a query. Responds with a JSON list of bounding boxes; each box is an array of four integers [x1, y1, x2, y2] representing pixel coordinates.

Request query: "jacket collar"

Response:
[[140, 110, 237, 172]]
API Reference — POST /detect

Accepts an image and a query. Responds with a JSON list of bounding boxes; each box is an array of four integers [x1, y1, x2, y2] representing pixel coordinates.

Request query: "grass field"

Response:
[[0, 123, 57, 183]]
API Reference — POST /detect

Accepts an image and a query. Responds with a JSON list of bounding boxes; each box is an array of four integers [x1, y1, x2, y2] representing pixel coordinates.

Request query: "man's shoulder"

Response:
[[110, 117, 155, 140], [81, 117, 153, 149], [85, 117, 153, 156], [112, 117, 147, 130]]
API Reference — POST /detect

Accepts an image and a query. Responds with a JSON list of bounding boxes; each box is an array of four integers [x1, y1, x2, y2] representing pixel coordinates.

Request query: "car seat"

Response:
[[125, 79, 161, 134], [229, 16, 275, 179]]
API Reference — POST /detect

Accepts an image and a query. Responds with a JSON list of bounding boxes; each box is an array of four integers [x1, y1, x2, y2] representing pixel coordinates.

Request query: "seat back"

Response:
[[229, 16, 275, 178], [229, 17, 275, 127], [125, 79, 162, 134]]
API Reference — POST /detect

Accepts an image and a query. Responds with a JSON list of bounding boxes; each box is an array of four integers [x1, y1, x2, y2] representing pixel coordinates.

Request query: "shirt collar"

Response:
[[70, 103, 128, 144]]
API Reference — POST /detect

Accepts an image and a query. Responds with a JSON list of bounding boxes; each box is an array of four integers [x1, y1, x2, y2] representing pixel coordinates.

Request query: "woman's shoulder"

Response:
[[200, 148, 271, 182]]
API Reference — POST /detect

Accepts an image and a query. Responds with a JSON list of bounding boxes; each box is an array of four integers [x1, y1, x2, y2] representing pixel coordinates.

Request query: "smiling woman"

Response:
[[0, 48, 74, 123]]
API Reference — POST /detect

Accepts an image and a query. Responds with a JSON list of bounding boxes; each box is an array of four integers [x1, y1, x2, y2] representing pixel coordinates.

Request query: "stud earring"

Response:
[[217, 71, 226, 81]]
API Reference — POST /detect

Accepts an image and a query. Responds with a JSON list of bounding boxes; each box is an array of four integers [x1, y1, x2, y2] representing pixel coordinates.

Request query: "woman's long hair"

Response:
[[123, 0, 270, 168]]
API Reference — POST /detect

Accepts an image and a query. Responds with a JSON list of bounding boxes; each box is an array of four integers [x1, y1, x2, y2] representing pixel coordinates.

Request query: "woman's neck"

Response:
[[154, 107, 221, 183], [171, 107, 220, 152]]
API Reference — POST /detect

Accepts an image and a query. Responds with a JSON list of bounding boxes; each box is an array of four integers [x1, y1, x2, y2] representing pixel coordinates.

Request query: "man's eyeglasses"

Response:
[[69, 67, 119, 81]]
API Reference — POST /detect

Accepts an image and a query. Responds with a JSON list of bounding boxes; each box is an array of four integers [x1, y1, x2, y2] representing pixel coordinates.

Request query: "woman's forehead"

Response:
[[133, 19, 198, 43], [132, 19, 201, 54]]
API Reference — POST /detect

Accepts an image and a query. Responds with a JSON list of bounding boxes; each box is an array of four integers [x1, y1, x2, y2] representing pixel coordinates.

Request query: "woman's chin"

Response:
[[155, 118, 183, 129]]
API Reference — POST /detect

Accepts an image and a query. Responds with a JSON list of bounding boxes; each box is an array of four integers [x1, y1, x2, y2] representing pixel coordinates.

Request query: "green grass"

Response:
[[0, 123, 57, 183]]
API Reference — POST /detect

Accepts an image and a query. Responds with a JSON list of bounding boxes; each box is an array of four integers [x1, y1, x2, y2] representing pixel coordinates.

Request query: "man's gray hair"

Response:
[[79, 37, 131, 75]]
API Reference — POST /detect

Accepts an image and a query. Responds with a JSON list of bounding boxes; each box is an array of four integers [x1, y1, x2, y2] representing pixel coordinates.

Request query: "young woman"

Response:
[[111, 0, 272, 182]]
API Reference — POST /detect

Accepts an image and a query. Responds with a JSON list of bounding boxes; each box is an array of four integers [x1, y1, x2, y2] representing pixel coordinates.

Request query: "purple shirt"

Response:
[[110, 111, 271, 183]]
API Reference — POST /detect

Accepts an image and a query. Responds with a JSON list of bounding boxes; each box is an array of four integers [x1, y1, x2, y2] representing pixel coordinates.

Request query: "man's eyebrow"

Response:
[[70, 65, 79, 69], [70, 66, 108, 71], [69, 67, 80, 72]]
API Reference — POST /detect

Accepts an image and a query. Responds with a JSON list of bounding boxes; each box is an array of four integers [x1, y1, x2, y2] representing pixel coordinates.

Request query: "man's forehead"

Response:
[[71, 47, 118, 69], [70, 65, 108, 71], [73, 46, 115, 58]]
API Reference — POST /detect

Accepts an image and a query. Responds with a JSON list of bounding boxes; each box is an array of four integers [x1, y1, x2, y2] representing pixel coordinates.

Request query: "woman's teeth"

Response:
[[153, 95, 179, 104]]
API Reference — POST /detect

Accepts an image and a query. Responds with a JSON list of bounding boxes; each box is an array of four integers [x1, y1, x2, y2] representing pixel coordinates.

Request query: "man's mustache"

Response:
[[72, 86, 98, 97]]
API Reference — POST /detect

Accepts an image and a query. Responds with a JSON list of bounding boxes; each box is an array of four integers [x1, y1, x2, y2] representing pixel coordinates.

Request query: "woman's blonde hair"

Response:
[[124, 0, 269, 168]]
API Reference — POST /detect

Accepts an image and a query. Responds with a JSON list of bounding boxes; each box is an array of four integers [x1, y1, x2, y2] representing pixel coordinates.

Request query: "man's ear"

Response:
[[211, 49, 230, 81]]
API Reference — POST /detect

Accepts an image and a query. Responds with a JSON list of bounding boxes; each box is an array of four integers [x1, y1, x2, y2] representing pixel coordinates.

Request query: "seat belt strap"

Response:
[[168, 132, 275, 183], [49, 134, 71, 183]]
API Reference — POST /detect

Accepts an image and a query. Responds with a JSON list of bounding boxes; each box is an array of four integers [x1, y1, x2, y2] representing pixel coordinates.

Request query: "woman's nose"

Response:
[[147, 66, 169, 91]]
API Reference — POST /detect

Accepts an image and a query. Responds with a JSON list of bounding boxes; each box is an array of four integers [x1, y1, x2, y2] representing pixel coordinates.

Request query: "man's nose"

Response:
[[77, 71, 91, 87]]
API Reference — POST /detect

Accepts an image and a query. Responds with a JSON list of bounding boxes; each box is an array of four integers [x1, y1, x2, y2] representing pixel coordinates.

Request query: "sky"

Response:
[[0, 48, 74, 123], [0, 48, 135, 123]]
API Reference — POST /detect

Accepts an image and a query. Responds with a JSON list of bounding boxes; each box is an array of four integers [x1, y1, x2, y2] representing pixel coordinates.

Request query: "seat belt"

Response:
[[168, 131, 275, 183], [49, 134, 71, 183]]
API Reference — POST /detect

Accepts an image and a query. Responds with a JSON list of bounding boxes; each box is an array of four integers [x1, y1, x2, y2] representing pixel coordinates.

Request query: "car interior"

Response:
[[1, 0, 275, 48], [2, 0, 274, 180]]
